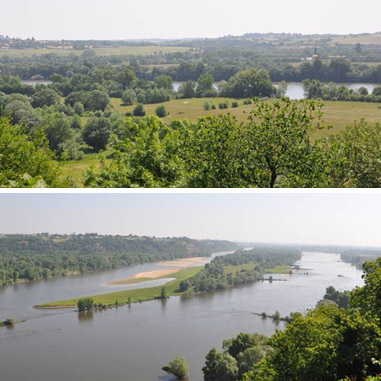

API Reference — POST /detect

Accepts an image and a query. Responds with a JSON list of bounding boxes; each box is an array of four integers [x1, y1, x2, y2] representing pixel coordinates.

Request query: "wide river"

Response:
[[0, 251, 363, 381]]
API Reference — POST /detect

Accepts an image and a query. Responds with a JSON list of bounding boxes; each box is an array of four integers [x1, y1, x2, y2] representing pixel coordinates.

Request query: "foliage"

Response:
[[155, 104, 168, 118], [133, 103, 146, 117], [82, 117, 112, 151], [0, 117, 61, 187], [0, 233, 237, 286], [165, 357, 189, 379], [77, 298, 94, 312]]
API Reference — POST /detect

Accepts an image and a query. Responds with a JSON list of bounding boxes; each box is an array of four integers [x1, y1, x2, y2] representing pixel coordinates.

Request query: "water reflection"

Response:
[[77, 311, 94, 322]]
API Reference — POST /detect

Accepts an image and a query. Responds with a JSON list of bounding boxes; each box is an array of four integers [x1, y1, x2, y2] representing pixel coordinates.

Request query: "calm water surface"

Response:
[[0, 252, 363, 381]]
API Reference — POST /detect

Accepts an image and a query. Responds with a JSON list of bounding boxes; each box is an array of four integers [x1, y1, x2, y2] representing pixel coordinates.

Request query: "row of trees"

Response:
[[304, 79, 381, 102], [202, 257, 381, 380]]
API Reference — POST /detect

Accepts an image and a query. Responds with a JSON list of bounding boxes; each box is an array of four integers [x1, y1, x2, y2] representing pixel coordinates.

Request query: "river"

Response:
[[172, 81, 379, 100], [0, 251, 363, 381]]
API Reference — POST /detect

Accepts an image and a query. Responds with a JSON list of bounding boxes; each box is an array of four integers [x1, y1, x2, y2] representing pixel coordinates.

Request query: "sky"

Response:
[[1, 192, 381, 247], [2, 0, 381, 40]]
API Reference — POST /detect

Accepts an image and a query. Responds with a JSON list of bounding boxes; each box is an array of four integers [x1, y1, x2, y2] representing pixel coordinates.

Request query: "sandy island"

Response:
[[106, 257, 209, 286]]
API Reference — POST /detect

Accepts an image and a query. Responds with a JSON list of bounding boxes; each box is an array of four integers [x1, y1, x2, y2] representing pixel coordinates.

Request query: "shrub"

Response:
[[133, 103, 146, 117], [155, 105, 169, 118], [203, 101, 212, 111], [232, 102, 239, 108], [243, 98, 253, 105]]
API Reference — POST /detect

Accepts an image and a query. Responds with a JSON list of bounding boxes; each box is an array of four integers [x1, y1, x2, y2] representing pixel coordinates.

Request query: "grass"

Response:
[[62, 97, 381, 186], [0, 46, 190, 58], [265, 265, 292, 274], [331, 34, 381, 45], [223, 262, 257, 275], [35, 267, 203, 308], [111, 97, 381, 136], [35, 261, 297, 309]]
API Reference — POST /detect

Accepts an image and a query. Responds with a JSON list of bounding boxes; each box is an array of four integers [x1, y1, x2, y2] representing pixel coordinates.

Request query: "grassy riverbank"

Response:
[[35, 261, 293, 309], [34, 266, 203, 308]]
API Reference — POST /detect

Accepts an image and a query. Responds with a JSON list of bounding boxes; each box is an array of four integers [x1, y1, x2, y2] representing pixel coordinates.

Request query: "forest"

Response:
[[200, 257, 381, 381], [0, 234, 237, 285]]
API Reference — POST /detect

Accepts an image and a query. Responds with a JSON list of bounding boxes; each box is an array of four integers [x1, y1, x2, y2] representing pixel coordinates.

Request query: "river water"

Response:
[[0, 251, 363, 381], [173, 81, 379, 100]]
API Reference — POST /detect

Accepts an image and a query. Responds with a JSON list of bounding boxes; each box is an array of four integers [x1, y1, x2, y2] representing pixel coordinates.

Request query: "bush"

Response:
[[218, 102, 229, 110], [164, 357, 189, 379], [231, 102, 239, 108], [203, 101, 212, 111], [155, 105, 169, 118], [211, 104, 216, 110], [77, 298, 94, 312], [243, 98, 253, 105], [133, 103, 146, 117]]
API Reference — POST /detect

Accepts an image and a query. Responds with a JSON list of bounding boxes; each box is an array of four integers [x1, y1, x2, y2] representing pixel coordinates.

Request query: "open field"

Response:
[[331, 34, 381, 45], [111, 97, 381, 135], [265, 265, 292, 274], [0, 46, 190, 58]]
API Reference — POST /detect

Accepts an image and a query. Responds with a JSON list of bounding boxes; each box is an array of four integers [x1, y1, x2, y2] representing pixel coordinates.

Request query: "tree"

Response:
[[221, 68, 275, 98], [116, 69, 136, 90], [257, 304, 381, 381], [164, 357, 189, 379], [0, 117, 62, 188], [31, 88, 59, 108], [82, 117, 111, 151], [73, 102, 84, 116], [244, 98, 324, 188], [121, 89, 136, 105], [154, 75, 173, 91], [133, 103, 146, 117], [77, 297, 94, 311], [178, 80, 197, 98], [155, 105, 168, 118], [84, 90, 110, 111], [196, 74, 216, 97], [203, 349, 238, 381]]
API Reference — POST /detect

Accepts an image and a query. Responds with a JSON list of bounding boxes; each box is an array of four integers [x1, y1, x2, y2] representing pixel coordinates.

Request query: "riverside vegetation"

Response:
[[195, 256, 381, 381], [0, 233, 237, 286], [2, 33, 381, 188], [35, 247, 301, 308]]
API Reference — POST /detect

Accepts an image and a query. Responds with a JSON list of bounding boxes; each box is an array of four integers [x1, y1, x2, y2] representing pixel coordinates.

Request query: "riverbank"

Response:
[[106, 256, 209, 285], [34, 267, 203, 309]]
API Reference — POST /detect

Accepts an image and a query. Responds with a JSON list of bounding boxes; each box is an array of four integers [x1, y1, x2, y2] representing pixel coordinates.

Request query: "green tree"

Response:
[[196, 74, 216, 97], [155, 105, 168, 118], [160, 287, 168, 299], [116, 68, 136, 90], [133, 103, 146, 117], [121, 89, 136, 106], [154, 75, 173, 91], [165, 357, 189, 379], [77, 297, 94, 312], [84, 90, 110, 111], [178, 80, 197, 98], [31, 88, 59, 108], [0, 117, 61, 187], [82, 117, 111, 151], [203, 349, 238, 381]]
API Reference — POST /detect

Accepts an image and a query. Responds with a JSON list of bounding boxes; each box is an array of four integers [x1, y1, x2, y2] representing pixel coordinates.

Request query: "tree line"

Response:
[[0, 234, 237, 286]]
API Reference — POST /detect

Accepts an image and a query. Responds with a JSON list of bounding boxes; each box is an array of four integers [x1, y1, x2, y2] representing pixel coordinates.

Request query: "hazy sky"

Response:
[[2, 0, 381, 40], [1, 192, 381, 247]]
